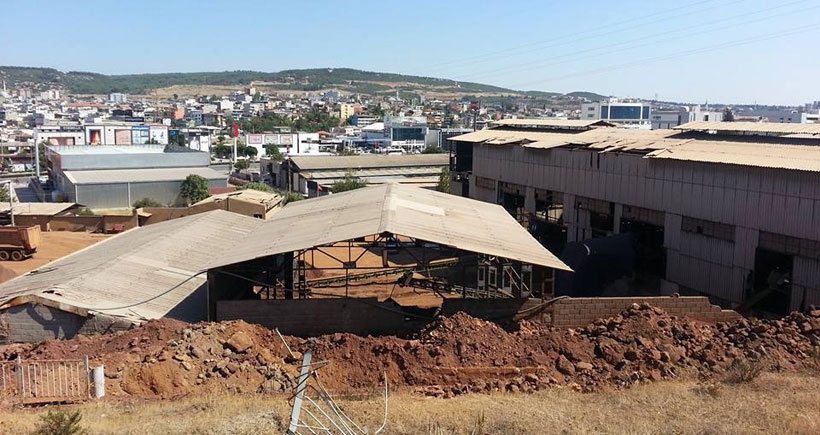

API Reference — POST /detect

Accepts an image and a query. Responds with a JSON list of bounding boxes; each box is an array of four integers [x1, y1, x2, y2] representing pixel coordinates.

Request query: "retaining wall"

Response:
[[551, 296, 742, 328]]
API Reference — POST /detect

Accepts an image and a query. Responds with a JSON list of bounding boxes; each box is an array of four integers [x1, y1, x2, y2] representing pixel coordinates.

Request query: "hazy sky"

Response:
[[3, 0, 819, 105]]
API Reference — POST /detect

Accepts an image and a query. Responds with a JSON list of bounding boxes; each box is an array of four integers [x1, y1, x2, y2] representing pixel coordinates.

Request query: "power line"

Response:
[[457, 0, 818, 83], [424, 0, 725, 73], [507, 22, 820, 90]]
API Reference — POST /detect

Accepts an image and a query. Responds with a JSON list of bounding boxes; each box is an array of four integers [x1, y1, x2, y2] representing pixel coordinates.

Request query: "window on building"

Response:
[[682, 217, 735, 242]]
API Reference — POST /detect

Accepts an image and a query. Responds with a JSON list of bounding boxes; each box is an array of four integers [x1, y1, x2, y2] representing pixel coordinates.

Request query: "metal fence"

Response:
[[0, 357, 90, 404]]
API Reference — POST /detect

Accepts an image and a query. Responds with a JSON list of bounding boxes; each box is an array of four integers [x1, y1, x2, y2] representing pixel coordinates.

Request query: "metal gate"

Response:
[[0, 357, 90, 404]]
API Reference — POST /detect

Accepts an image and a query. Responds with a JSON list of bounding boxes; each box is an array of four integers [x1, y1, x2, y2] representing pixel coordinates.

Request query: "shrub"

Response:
[[238, 182, 274, 193], [692, 380, 723, 398], [132, 198, 163, 208], [32, 410, 87, 435], [724, 358, 766, 384]]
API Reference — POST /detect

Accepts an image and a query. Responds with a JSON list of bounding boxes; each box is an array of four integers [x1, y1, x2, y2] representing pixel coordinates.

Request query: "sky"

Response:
[[2, 0, 819, 105]]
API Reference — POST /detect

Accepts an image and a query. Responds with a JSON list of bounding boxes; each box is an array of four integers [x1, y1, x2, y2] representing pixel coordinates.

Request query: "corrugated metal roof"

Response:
[[675, 121, 820, 135], [301, 167, 443, 180], [644, 141, 820, 172], [290, 154, 448, 171], [522, 128, 679, 150], [64, 167, 227, 184], [0, 202, 76, 216], [489, 119, 616, 128], [208, 184, 572, 271], [0, 210, 265, 323], [194, 189, 283, 210], [448, 129, 577, 145]]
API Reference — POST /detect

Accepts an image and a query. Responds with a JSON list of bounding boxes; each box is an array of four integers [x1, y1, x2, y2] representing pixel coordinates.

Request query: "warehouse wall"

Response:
[[469, 143, 820, 307], [0, 304, 132, 343], [73, 178, 228, 210]]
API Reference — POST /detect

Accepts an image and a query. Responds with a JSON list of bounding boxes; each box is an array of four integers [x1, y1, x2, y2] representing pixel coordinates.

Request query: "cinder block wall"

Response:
[[551, 296, 741, 328]]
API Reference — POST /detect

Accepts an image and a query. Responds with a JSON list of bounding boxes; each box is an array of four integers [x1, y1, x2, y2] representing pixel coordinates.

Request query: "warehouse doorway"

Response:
[[749, 248, 792, 316], [619, 217, 666, 282]]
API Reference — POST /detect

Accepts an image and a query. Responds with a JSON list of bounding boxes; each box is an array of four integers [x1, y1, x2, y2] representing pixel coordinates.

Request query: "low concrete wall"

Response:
[[217, 298, 432, 336], [0, 303, 132, 343], [551, 296, 742, 328], [50, 214, 138, 233]]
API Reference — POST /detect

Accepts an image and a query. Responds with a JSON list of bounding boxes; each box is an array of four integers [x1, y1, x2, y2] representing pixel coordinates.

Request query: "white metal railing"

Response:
[[0, 357, 91, 403]]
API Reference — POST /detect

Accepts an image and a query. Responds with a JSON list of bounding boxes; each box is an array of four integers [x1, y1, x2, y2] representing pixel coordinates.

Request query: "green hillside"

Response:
[[0, 65, 602, 99]]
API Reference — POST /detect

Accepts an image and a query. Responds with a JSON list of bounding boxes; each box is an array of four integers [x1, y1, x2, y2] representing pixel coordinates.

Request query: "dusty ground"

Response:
[[1, 231, 108, 277], [0, 372, 818, 434]]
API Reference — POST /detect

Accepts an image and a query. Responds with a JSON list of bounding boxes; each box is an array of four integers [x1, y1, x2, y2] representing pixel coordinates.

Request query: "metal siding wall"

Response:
[[129, 181, 185, 207], [469, 141, 820, 305], [792, 256, 820, 310], [77, 183, 130, 209]]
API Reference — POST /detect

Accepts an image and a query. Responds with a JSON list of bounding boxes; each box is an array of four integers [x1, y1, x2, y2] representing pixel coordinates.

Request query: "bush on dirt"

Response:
[[724, 358, 766, 384], [32, 410, 87, 435]]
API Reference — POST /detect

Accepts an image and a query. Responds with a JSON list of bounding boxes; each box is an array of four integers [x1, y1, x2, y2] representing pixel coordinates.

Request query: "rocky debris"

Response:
[[1, 306, 819, 398]]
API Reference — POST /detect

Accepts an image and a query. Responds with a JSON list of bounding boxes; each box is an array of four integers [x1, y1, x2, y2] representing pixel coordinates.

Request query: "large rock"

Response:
[[556, 355, 575, 376], [225, 331, 254, 353]]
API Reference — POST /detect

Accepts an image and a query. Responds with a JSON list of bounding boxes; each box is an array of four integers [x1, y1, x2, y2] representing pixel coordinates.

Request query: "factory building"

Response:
[[271, 154, 449, 197], [46, 145, 227, 209], [450, 120, 820, 315]]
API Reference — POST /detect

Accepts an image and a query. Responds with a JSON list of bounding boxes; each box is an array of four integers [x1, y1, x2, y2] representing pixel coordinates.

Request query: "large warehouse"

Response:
[[47, 145, 228, 209], [450, 120, 820, 315]]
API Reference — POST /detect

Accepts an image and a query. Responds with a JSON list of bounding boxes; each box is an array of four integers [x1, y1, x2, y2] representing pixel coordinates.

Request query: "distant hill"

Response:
[[0, 66, 603, 100], [564, 91, 608, 101]]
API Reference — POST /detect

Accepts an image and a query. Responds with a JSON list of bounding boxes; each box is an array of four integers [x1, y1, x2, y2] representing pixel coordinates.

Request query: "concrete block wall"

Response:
[[217, 298, 432, 337], [551, 296, 742, 329], [0, 304, 134, 343]]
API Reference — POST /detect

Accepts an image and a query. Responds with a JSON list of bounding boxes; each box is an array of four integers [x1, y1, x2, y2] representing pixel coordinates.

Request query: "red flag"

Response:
[[232, 123, 239, 138]]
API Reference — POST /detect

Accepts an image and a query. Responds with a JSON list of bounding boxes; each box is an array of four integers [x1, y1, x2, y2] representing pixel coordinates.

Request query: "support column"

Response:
[[524, 186, 536, 214], [613, 203, 623, 234]]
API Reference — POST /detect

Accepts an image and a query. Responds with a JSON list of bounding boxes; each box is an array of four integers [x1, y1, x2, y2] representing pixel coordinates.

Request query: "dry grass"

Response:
[[0, 372, 818, 434]]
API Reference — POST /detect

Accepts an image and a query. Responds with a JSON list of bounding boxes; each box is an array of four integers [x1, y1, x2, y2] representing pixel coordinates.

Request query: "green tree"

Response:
[[281, 191, 304, 205], [238, 182, 274, 192], [436, 167, 450, 193], [331, 171, 367, 193], [337, 147, 358, 156], [33, 410, 87, 435], [0, 186, 10, 202], [212, 144, 232, 159], [240, 145, 258, 158], [265, 144, 284, 161], [180, 174, 210, 204], [132, 198, 163, 208], [234, 159, 250, 172], [422, 146, 446, 154], [723, 107, 735, 122]]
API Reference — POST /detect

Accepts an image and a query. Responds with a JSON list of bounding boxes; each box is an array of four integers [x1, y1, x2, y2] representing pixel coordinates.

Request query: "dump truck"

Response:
[[0, 226, 41, 261]]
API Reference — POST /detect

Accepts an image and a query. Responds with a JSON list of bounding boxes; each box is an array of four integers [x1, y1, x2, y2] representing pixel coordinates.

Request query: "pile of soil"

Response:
[[2, 305, 819, 398]]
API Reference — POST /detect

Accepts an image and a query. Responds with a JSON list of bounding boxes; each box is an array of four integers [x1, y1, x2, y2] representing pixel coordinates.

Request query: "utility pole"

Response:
[[2, 180, 14, 226], [34, 141, 40, 180]]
